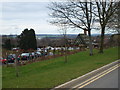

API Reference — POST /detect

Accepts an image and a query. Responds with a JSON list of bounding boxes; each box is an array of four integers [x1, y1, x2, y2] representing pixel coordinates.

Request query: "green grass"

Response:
[[2, 47, 119, 88]]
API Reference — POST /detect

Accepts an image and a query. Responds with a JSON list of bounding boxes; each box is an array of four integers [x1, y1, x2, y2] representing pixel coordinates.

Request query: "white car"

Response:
[[37, 48, 42, 51], [21, 53, 30, 60], [35, 51, 41, 57]]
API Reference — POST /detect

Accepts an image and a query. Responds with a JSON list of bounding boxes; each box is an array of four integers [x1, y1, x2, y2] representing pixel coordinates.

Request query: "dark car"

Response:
[[10, 54, 20, 61], [7, 55, 15, 63], [21, 53, 30, 60], [0, 57, 7, 64]]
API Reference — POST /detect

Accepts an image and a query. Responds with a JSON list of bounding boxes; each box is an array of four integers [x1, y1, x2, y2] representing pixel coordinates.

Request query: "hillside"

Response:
[[2, 47, 118, 88]]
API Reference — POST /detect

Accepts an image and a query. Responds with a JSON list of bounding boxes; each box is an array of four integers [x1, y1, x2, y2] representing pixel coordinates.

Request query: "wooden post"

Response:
[[15, 51, 19, 77]]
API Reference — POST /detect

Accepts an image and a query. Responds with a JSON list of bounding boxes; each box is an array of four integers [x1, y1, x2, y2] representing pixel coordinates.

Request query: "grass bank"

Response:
[[2, 47, 119, 88]]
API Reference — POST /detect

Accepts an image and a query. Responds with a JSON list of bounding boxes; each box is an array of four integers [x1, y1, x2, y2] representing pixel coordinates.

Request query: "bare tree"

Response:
[[58, 25, 68, 63], [48, 0, 95, 56], [38, 37, 51, 47], [107, 1, 120, 34], [95, 0, 117, 53]]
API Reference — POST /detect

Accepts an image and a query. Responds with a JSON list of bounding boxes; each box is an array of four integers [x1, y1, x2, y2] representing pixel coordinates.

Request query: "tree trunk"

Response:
[[15, 52, 19, 77], [99, 26, 105, 53], [64, 33, 68, 63], [88, 30, 93, 56], [65, 44, 67, 63]]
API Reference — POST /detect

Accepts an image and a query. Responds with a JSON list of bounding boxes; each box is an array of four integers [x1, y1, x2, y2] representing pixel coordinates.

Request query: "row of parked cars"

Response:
[[21, 51, 41, 60], [0, 51, 42, 64], [0, 54, 16, 64]]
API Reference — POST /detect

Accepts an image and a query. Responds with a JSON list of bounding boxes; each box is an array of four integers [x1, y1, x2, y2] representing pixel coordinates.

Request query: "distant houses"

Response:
[[1, 33, 118, 50]]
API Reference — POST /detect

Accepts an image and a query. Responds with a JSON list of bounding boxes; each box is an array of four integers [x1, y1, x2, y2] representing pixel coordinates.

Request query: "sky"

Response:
[[0, 0, 100, 35]]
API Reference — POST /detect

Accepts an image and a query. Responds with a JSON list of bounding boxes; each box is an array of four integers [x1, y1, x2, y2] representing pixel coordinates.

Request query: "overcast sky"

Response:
[[0, 0, 100, 35]]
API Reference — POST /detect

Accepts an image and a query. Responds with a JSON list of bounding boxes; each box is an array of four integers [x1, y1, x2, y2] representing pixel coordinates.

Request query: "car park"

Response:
[[10, 54, 21, 61], [7, 55, 15, 63], [12, 48, 19, 51], [48, 52, 53, 56], [0, 57, 7, 64], [37, 48, 42, 52], [41, 49, 48, 56], [10, 54, 16, 58], [44, 50, 48, 55], [21, 53, 30, 60], [30, 52, 35, 59], [35, 51, 41, 57]]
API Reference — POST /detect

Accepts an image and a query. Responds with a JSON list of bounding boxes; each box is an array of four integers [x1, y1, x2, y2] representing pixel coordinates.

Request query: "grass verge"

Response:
[[2, 47, 119, 88]]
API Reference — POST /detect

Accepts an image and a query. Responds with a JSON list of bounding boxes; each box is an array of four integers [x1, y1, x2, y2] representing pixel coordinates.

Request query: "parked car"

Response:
[[0, 57, 7, 64], [35, 51, 41, 57], [30, 52, 35, 59], [7, 55, 15, 63], [10, 54, 20, 61], [21, 53, 30, 60], [37, 48, 42, 52], [10, 54, 16, 58], [12, 47, 19, 51], [17, 55, 20, 61], [44, 50, 48, 55], [48, 52, 53, 56]]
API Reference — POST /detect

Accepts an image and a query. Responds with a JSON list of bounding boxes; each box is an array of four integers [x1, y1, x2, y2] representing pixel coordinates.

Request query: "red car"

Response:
[[0, 57, 7, 64]]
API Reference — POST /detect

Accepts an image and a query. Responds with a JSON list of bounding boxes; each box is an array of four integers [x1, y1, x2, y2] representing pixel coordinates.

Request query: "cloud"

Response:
[[1, 0, 50, 2], [2, 2, 50, 20], [1, 1, 100, 35], [1, 2, 57, 34], [0, 0, 66, 2]]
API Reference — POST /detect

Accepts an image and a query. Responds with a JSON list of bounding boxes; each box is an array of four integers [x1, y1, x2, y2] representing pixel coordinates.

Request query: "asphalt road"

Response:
[[53, 62, 119, 89], [84, 67, 119, 88]]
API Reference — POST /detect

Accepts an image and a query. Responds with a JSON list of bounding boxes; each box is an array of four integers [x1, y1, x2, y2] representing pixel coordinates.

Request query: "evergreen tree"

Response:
[[3, 39, 12, 50], [18, 28, 37, 50], [29, 29, 37, 50]]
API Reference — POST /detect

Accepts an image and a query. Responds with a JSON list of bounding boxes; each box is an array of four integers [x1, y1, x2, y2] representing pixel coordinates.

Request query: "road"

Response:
[[53, 62, 119, 89], [73, 64, 119, 89], [84, 67, 119, 88]]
